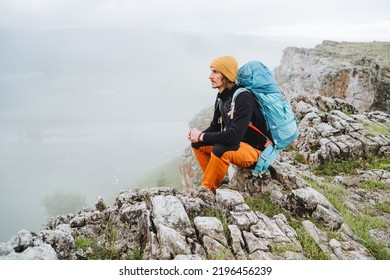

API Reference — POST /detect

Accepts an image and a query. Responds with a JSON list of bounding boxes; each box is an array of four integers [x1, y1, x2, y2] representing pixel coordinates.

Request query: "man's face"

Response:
[[209, 67, 225, 91]]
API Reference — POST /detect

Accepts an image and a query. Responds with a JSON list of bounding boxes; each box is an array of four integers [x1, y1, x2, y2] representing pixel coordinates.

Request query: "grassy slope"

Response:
[[313, 41, 390, 66]]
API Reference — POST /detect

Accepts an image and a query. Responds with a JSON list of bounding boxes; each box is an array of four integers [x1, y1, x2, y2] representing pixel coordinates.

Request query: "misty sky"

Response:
[[1, 0, 390, 243], [0, 0, 389, 41]]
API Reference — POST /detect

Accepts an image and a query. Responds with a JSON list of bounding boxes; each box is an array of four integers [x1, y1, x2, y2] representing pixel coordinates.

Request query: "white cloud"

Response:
[[245, 20, 390, 41], [0, 0, 389, 41]]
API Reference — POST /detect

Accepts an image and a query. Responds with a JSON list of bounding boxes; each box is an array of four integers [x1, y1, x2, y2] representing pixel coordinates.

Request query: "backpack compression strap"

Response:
[[248, 123, 272, 148]]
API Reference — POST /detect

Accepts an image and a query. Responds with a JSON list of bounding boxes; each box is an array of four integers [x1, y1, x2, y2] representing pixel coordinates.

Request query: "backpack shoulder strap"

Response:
[[227, 87, 250, 119], [232, 87, 248, 102], [232, 87, 273, 146]]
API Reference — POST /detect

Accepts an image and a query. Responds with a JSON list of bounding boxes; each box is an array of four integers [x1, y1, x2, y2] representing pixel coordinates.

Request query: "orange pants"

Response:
[[192, 142, 261, 193]]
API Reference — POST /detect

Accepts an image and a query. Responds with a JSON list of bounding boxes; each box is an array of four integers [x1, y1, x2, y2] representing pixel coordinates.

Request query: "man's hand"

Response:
[[188, 128, 204, 143]]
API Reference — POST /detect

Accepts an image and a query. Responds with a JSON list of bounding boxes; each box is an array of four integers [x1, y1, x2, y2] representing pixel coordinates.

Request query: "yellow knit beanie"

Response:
[[210, 55, 238, 83]]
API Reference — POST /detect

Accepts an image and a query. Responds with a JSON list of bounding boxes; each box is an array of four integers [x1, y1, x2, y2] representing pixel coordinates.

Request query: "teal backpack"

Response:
[[234, 61, 299, 176]]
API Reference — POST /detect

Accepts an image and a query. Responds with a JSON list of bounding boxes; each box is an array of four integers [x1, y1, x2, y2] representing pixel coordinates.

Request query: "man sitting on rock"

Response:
[[188, 55, 271, 194]]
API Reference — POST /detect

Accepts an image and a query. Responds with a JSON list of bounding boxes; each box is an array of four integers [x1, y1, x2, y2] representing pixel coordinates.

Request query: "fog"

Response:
[[0, 27, 322, 241]]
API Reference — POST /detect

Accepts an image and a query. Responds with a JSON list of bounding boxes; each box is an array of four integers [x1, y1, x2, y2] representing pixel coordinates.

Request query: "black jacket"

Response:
[[202, 85, 272, 151]]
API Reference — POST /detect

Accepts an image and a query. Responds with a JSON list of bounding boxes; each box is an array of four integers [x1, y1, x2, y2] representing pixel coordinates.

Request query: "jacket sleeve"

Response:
[[202, 91, 253, 145]]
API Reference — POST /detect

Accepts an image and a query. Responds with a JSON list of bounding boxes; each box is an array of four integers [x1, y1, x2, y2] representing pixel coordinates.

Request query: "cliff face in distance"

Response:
[[274, 40, 390, 113], [1, 41, 389, 260]]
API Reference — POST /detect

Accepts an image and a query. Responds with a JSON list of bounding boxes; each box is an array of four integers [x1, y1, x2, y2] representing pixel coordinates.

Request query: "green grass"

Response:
[[126, 247, 143, 260], [74, 236, 93, 251], [364, 124, 390, 136], [84, 218, 121, 260], [88, 245, 120, 260], [305, 177, 390, 260], [357, 179, 389, 191], [74, 235, 121, 260], [377, 201, 390, 213], [288, 219, 330, 260], [312, 160, 361, 176], [244, 192, 330, 259], [312, 155, 390, 177], [343, 213, 390, 260], [293, 152, 306, 164], [72, 216, 146, 260], [208, 246, 234, 260], [306, 178, 349, 213], [270, 243, 303, 254], [313, 41, 390, 67], [245, 192, 282, 217]]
